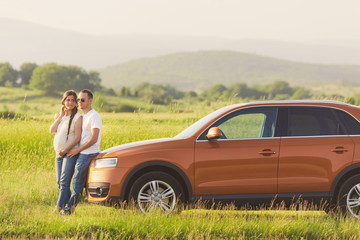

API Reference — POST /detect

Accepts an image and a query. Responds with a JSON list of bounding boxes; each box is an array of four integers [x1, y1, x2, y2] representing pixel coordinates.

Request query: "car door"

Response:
[[278, 106, 355, 194], [194, 107, 280, 196]]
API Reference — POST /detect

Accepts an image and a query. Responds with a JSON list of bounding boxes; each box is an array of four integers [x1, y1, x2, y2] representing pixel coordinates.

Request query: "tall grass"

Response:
[[1, 114, 360, 239]]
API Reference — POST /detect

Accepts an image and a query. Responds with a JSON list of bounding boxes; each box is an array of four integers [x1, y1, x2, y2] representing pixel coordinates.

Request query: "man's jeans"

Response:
[[65, 153, 99, 212], [55, 155, 78, 209]]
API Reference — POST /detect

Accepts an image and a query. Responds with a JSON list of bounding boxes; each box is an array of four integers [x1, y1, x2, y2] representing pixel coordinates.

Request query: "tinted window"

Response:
[[287, 107, 344, 136], [335, 110, 360, 135], [214, 107, 278, 139]]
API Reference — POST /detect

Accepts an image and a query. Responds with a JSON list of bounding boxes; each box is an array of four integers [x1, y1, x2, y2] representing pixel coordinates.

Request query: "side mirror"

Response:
[[206, 127, 222, 140]]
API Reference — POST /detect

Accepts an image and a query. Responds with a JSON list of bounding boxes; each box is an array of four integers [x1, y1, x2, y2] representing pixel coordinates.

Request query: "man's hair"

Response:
[[80, 89, 93, 99]]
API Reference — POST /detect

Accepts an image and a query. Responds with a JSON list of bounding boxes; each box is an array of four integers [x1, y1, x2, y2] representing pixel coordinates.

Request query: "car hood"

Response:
[[101, 138, 173, 154]]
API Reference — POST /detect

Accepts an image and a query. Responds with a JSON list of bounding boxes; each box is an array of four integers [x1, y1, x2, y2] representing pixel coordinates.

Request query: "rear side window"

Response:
[[287, 107, 345, 137], [335, 110, 360, 135]]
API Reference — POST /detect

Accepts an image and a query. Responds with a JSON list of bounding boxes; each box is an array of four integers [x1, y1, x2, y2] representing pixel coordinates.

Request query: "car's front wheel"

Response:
[[337, 174, 360, 218], [128, 171, 184, 215]]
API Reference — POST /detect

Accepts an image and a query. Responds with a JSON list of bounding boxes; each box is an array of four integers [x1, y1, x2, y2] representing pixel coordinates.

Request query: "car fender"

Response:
[[330, 162, 360, 197], [119, 160, 193, 201]]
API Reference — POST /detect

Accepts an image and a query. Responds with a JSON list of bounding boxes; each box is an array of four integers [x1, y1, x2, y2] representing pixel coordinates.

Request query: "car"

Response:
[[87, 100, 360, 217]]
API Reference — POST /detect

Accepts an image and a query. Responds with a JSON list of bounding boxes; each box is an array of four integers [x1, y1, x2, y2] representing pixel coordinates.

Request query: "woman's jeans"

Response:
[[55, 154, 78, 209]]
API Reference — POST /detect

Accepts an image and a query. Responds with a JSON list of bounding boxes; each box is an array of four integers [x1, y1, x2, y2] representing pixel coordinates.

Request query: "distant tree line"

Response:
[[1, 61, 318, 105], [0, 62, 101, 95], [114, 80, 312, 104]]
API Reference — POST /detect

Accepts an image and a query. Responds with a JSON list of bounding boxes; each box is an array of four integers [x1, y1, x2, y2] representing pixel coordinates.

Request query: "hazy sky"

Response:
[[0, 0, 359, 41]]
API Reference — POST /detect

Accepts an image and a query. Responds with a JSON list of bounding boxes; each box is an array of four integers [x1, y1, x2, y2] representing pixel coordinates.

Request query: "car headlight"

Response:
[[94, 157, 118, 168]]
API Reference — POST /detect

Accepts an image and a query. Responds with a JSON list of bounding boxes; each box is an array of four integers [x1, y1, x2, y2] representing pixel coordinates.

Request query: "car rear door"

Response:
[[278, 106, 355, 194]]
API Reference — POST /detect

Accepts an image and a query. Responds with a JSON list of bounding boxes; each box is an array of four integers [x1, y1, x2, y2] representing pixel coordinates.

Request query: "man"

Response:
[[62, 89, 102, 215]]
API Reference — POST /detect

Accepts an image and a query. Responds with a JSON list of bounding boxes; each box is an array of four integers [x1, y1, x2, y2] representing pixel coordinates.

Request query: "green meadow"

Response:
[[1, 86, 360, 239], [1, 114, 360, 239]]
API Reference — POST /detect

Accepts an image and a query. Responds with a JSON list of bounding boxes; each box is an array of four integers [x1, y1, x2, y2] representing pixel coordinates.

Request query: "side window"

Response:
[[215, 107, 278, 139], [287, 107, 344, 137], [335, 110, 360, 135]]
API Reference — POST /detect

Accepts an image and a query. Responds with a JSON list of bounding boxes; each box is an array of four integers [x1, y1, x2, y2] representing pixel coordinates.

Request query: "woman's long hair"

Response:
[[61, 90, 78, 141]]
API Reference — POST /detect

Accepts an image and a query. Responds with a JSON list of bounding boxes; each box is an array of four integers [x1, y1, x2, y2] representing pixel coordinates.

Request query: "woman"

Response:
[[50, 90, 82, 212]]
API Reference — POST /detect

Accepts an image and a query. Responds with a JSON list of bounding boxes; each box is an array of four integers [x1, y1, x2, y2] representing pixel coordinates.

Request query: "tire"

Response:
[[128, 171, 185, 215], [337, 174, 360, 218]]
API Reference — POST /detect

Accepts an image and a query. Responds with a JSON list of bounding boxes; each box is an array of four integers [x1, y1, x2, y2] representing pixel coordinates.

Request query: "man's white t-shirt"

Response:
[[80, 109, 102, 154]]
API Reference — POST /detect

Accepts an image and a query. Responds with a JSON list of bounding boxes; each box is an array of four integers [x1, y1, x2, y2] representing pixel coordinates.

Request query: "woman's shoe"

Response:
[[52, 206, 61, 214]]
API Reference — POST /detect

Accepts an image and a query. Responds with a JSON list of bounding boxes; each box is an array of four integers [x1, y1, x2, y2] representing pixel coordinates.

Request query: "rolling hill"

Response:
[[1, 18, 360, 70], [99, 51, 360, 91]]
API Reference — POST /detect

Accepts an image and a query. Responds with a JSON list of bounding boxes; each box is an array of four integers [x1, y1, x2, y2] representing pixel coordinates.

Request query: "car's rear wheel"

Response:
[[128, 171, 184, 215], [337, 174, 360, 218]]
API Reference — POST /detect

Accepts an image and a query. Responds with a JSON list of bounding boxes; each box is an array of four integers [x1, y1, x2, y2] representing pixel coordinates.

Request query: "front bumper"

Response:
[[87, 167, 129, 202], [88, 183, 110, 198]]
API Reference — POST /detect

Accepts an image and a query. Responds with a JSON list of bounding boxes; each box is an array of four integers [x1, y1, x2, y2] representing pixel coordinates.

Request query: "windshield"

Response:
[[174, 107, 230, 139]]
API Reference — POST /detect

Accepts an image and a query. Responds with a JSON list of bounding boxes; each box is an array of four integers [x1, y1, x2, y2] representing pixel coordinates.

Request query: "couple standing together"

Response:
[[50, 89, 102, 215]]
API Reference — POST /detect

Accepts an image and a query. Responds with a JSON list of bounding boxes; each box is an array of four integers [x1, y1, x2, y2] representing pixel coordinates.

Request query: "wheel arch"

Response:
[[119, 160, 193, 202], [330, 162, 360, 203]]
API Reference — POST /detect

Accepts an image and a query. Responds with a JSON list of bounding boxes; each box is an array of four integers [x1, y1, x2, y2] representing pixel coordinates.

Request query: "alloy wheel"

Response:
[[346, 183, 360, 218], [137, 180, 176, 215]]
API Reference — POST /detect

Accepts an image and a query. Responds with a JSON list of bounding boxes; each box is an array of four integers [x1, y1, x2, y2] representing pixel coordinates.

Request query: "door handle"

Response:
[[258, 149, 276, 156], [331, 147, 348, 154]]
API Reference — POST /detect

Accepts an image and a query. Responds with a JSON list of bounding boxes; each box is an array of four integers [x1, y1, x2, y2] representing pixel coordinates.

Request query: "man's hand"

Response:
[[67, 148, 80, 157]]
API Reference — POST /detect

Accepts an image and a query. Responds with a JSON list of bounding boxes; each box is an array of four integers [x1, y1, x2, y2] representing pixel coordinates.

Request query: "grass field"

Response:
[[0, 87, 176, 116], [2, 86, 360, 239], [1, 112, 360, 239]]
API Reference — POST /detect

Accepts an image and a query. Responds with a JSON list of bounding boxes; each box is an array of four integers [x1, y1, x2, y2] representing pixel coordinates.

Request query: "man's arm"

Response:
[[67, 128, 99, 157]]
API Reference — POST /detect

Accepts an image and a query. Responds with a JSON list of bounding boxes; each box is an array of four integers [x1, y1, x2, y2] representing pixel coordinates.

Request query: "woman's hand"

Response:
[[57, 149, 66, 157], [50, 106, 66, 133], [54, 106, 65, 120], [59, 106, 66, 118]]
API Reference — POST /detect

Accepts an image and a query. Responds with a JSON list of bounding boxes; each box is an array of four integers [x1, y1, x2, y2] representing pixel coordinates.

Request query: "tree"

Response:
[[133, 82, 184, 104], [264, 80, 294, 97], [63, 66, 102, 92], [118, 86, 131, 97], [88, 71, 102, 91], [124, 87, 131, 96], [134, 82, 150, 93], [0, 62, 18, 87], [100, 87, 116, 96], [225, 82, 267, 99], [63, 65, 89, 91], [19, 62, 38, 86], [141, 85, 171, 104], [201, 84, 227, 101], [161, 84, 185, 99], [29, 63, 67, 95], [29, 64, 103, 95], [185, 91, 197, 99], [290, 87, 311, 100]]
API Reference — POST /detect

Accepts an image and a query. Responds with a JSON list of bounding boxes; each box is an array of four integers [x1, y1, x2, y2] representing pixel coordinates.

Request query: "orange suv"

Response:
[[87, 100, 360, 217]]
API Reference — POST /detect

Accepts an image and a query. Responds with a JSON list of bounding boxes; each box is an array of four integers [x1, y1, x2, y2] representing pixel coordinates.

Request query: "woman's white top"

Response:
[[53, 112, 82, 152]]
